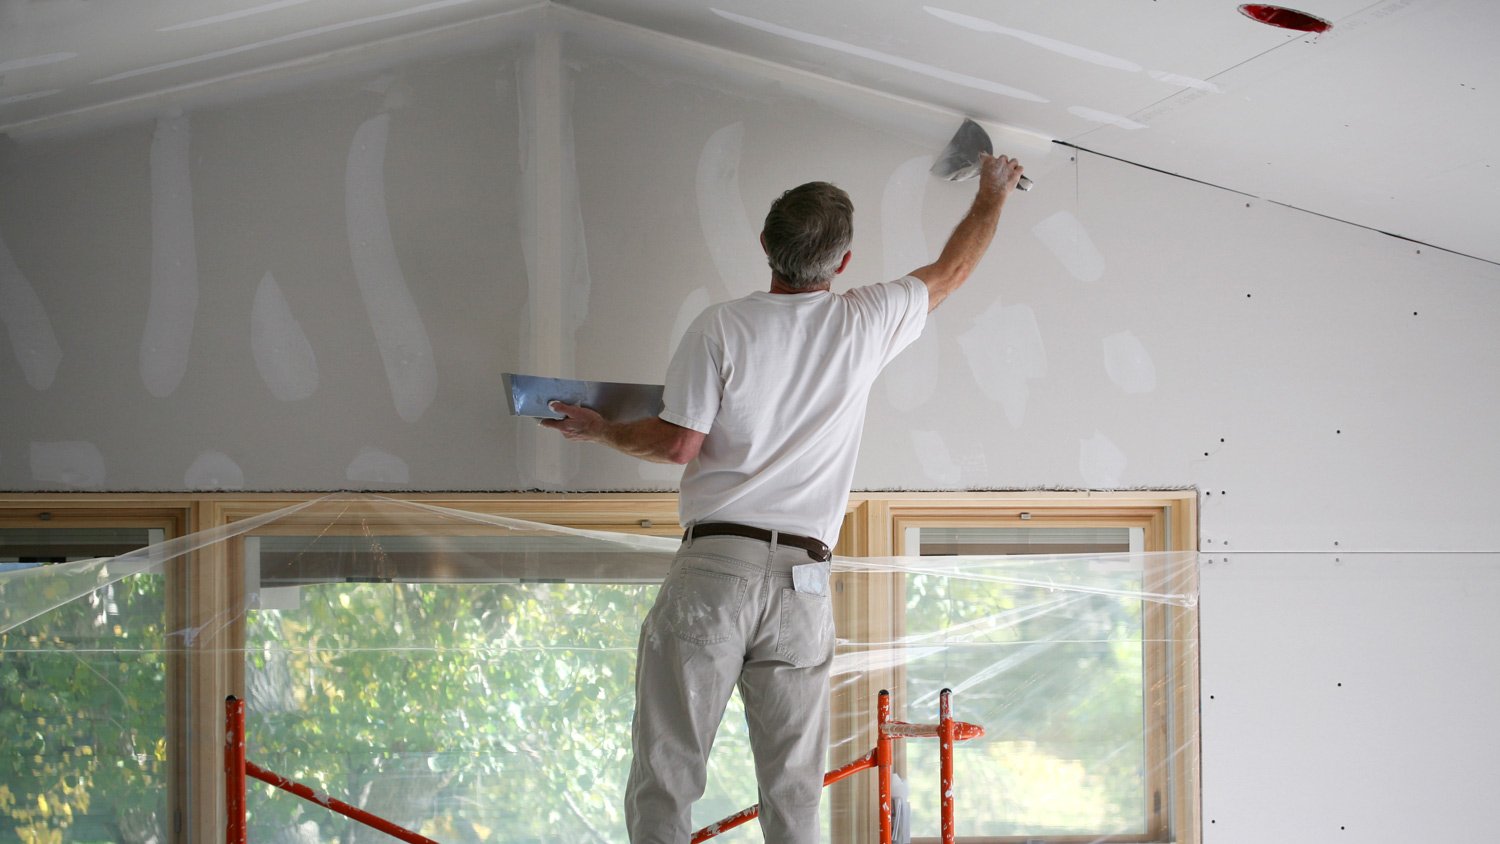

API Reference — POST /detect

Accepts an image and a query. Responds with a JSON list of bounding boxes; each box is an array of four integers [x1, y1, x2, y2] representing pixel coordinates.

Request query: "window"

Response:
[[0, 500, 189, 844], [1, 493, 1197, 844]]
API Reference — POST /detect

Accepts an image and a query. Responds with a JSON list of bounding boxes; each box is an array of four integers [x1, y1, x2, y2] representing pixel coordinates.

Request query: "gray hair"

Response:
[[761, 182, 853, 290]]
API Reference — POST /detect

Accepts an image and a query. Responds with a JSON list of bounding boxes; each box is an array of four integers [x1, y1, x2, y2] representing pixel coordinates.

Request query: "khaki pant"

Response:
[[626, 533, 835, 844]]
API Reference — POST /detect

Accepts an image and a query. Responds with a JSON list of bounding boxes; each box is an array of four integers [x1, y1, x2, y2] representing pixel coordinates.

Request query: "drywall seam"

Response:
[[710, 8, 1047, 103], [0, 2, 550, 135], [547, 4, 1055, 152], [96, 0, 495, 84], [346, 112, 438, 423], [159, 0, 320, 32], [0, 231, 62, 391], [141, 112, 199, 398], [515, 29, 587, 487], [922, 6, 1142, 72], [1061, 143, 1500, 268]]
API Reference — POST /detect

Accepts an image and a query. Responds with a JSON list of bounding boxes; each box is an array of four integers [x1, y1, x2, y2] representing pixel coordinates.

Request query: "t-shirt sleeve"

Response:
[[660, 326, 722, 434], [854, 275, 929, 366]]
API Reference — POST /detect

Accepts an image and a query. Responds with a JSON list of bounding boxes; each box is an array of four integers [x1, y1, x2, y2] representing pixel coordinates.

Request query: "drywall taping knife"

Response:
[[502, 372, 665, 421], [931, 118, 1033, 190]]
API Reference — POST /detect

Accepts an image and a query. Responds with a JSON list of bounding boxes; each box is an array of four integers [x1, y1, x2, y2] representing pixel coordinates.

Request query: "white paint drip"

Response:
[[0, 53, 77, 74], [1079, 431, 1127, 488], [95, 0, 483, 83], [696, 123, 761, 296], [1147, 70, 1223, 93], [0, 90, 63, 107], [957, 301, 1045, 429], [880, 156, 940, 411], [712, 9, 1047, 103], [1067, 106, 1148, 130], [142, 113, 199, 399], [346, 113, 437, 423], [251, 271, 319, 401], [30, 441, 106, 488], [1102, 331, 1157, 394], [346, 446, 410, 485], [159, 0, 318, 31], [912, 430, 962, 486], [924, 7, 1142, 72], [1031, 211, 1105, 283], [184, 451, 245, 490], [0, 231, 62, 390]]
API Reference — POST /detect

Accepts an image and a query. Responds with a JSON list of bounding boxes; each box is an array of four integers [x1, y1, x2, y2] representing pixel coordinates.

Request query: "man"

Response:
[[542, 152, 1024, 842]]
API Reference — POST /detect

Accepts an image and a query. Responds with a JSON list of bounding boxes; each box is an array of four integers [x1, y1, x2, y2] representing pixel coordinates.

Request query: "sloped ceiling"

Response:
[[1, 0, 1496, 263]]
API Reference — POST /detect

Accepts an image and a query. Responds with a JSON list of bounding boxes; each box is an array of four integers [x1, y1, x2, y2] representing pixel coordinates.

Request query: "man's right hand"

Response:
[[979, 153, 1025, 195]]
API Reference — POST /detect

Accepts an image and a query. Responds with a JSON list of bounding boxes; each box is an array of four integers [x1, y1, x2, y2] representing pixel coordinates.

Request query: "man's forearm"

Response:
[[597, 417, 694, 464], [913, 154, 1022, 310], [543, 402, 705, 465], [936, 186, 1006, 281]]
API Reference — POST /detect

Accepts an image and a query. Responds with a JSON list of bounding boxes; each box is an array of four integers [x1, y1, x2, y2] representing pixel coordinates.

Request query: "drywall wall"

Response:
[[2, 13, 1498, 841], [5, 10, 1496, 551]]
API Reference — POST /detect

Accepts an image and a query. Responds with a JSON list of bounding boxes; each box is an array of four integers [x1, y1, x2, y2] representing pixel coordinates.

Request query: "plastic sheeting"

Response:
[[0, 494, 1199, 843]]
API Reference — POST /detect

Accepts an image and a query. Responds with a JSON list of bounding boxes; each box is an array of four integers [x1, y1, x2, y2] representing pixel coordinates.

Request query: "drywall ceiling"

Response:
[[1, 0, 1496, 263]]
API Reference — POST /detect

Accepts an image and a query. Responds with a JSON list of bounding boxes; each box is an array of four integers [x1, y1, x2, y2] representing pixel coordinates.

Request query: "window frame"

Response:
[[0, 491, 1197, 844]]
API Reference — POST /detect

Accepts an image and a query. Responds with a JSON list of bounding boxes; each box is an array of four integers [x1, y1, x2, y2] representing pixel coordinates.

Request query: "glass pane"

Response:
[[1, 527, 164, 571], [240, 568, 768, 841], [902, 526, 1147, 838], [0, 567, 168, 843]]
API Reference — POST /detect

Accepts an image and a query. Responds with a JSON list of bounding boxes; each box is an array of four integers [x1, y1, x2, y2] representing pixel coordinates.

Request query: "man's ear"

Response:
[[835, 250, 852, 275], [760, 232, 768, 255]]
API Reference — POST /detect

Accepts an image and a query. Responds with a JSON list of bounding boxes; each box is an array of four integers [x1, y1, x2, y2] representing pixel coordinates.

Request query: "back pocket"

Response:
[[776, 588, 833, 667], [656, 566, 748, 645]]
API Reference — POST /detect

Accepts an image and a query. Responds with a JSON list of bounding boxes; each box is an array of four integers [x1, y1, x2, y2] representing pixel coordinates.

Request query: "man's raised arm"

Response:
[[911, 153, 1024, 312], [541, 401, 705, 465]]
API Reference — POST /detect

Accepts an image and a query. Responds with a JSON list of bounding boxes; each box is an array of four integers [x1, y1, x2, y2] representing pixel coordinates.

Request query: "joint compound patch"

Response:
[[346, 446, 410, 485], [251, 271, 319, 401], [1080, 431, 1127, 488], [142, 113, 199, 398], [347, 113, 437, 424], [1032, 211, 1104, 283], [0, 230, 61, 391], [957, 301, 1046, 428], [185, 451, 245, 490], [1102, 331, 1157, 394], [31, 441, 106, 488]]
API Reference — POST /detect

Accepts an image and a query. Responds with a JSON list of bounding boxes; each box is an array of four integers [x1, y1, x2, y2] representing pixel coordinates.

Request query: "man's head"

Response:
[[761, 181, 853, 290]]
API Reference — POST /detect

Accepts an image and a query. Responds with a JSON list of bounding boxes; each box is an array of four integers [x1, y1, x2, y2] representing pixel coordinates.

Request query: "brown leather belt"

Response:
[[684, 522, 832, 562]]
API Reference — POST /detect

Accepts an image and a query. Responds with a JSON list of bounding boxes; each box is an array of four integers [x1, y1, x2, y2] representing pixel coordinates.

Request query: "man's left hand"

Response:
[[540, 401, 605, 442]]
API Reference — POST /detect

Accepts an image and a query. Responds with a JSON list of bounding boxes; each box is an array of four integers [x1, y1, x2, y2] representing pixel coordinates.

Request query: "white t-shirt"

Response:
[[661, 275, 929, 545]]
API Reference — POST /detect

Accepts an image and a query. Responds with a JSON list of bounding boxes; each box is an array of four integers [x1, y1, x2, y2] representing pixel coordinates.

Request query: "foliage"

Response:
[[0, 574, 167, 844], [902, 571, 1148, 836]]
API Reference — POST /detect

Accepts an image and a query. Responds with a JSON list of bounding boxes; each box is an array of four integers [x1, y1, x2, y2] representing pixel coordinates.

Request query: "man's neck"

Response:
[[768, 278, 830, 295]]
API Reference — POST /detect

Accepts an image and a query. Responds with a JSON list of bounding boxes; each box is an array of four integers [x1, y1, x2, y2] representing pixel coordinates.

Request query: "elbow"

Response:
[[663, 431, 705, 465]]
